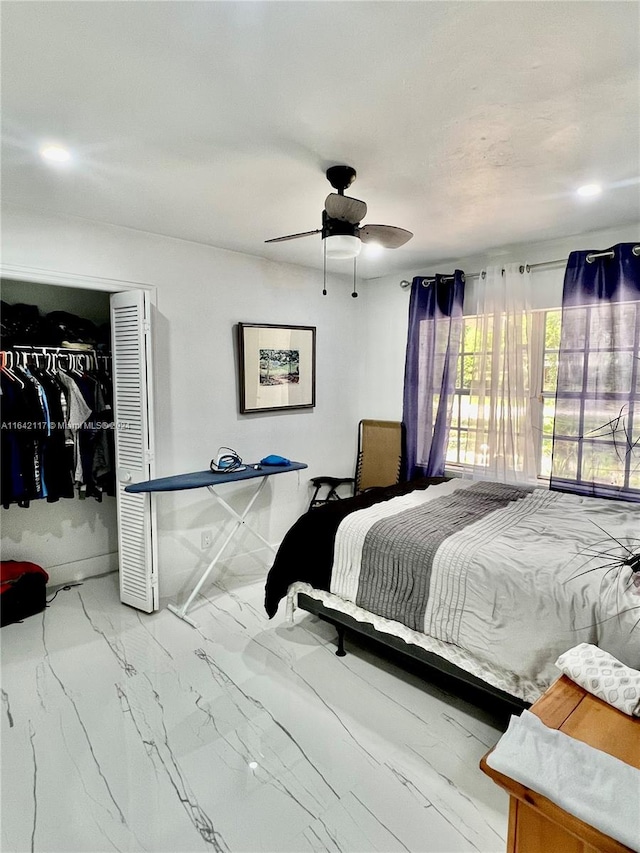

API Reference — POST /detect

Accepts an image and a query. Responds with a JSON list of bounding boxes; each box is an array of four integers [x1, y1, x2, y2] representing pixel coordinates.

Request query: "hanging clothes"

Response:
[[31, 368, 75, 502], [1, 351, 115, 508], [1, 368, 44, 506]]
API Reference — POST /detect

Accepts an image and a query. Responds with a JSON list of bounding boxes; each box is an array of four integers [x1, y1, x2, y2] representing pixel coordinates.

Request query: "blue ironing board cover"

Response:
[[124, 461, 307, 493]]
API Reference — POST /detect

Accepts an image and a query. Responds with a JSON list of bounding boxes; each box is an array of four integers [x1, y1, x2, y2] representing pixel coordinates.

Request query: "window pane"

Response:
[[432, 354, 445, 389], [629, 457, 640, 490], [483, 354, 493, 385], [542, 398, 556, 436], [552, 398, 582, 436], [590, 303, 637, 349], [458, 430, 478, 466], [583, 399, 629, 439], [560, 307, 587, 349], [543, 352, 558, 393], [463, 318, 478, 352], [446, 430, 460, 464], [460, 395, 489, 427], [544, 310, 562, 349], [557, 353, 584, 392], [540, 438, 553, 477], [468, 354, 493, 387], [585, 351, 633, 394], [450, 395, 460, 428], [581, 441, 625, 487], [551, 439, 579, 480], [462, 355, 474, 389]]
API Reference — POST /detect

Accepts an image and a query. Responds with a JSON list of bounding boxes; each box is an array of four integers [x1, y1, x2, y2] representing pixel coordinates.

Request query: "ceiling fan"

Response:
[[265, 165, 413, 262]]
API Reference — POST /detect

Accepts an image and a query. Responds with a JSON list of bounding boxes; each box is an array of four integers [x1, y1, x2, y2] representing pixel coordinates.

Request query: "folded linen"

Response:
[[556, 643, 640, 717], [486, 710, 640, 852]]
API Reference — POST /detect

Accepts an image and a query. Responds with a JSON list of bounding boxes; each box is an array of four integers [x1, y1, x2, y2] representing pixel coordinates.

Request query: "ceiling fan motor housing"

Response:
[[326, 165, 356, 194], [321, 210, 358, 239]]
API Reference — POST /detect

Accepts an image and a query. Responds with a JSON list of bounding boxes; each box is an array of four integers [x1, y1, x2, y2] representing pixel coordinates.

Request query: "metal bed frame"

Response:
[[296, 592, 529, 717]]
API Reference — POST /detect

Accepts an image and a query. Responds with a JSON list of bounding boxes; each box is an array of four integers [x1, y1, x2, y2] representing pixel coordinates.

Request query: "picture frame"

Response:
[[237, 323, 316, 414]]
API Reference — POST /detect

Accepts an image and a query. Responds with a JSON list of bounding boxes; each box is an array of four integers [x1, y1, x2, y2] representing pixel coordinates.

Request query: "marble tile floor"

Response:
[[1, 563, 510, 853]]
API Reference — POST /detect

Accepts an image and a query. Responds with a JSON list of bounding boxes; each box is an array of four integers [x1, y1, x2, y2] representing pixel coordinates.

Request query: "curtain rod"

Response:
[[399, 244, 640, 289]]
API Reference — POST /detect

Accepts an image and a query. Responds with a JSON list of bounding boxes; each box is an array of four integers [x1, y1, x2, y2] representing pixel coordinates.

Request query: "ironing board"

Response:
[[125, 461, 307, 626]]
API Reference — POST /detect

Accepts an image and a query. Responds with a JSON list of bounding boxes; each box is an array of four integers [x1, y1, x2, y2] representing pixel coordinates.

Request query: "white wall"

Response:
[[1, 501, 119, 584], [357, 223, 640, 420], [1, 205, 362, 598]]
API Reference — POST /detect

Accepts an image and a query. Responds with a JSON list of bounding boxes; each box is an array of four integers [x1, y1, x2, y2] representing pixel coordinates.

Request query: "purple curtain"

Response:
[[402, 271, 465, 479], [550, 243, 640, 501]]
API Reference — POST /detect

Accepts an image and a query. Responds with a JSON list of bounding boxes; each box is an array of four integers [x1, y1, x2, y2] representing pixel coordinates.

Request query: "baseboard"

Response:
[[44, 552, 119, 587]]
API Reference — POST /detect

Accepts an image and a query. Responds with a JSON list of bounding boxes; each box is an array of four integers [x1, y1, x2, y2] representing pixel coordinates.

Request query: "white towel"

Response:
[[486, 710, 640, 852], [556, 643, 640, 717]]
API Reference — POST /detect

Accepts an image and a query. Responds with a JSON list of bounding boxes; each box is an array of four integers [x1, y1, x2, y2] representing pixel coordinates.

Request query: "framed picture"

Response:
[[237, 323, 316, 414]]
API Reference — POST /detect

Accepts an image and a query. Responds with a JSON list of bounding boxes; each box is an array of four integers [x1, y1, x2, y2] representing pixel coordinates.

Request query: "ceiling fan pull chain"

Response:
[[323, 237, 327, 296], [352, 257, 358, 298]]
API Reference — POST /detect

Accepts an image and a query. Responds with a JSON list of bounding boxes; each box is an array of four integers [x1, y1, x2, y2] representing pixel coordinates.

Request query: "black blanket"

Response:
[[264, 477, 449, 617]]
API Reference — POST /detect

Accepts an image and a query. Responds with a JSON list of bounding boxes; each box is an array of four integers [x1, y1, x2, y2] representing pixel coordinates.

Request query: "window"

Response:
[[549, 302, 640, 492], [447, 316, 483, 467], [540, 309, 561, 478], [445, 311, 549, 476], [445, 305, 640, 486]]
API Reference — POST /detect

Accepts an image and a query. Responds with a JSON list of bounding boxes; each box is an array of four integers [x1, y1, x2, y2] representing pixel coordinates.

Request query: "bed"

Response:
[[265, 477, 640, 710]]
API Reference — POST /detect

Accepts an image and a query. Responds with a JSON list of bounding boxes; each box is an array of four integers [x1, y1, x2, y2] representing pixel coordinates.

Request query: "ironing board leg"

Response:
[[167, 604, 200, 628], [168, 476, 275, 627]]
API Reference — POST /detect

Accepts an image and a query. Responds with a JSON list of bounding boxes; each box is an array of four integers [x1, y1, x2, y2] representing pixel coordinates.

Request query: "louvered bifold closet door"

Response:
[[110, 290, 158, 612]]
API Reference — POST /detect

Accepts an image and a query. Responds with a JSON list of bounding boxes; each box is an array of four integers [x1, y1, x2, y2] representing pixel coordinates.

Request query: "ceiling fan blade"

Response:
[[265, 229, 321, 243], [324, 193, 367, 225], [359, 224, 413, 249]]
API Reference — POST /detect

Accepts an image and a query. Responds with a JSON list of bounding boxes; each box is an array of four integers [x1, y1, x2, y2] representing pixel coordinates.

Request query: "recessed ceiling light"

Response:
[[39, 144, 72, 164], [576, 183, 602, 198]]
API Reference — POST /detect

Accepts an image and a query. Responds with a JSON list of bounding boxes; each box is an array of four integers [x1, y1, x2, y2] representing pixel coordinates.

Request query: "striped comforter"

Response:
[[327, 479, 640, 695]]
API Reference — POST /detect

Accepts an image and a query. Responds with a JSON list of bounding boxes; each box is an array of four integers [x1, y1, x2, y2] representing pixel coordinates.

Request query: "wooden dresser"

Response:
[[480, 675, 640, 853]]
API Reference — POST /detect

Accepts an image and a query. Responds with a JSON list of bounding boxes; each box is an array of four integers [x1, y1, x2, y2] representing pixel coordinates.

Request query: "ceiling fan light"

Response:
[[365, 242, 385, 257], [324, 234, 361, 259]]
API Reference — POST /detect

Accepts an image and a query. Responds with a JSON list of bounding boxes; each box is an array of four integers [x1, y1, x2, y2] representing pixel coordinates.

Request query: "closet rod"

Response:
[[11, 345, 105, 353], [399, 244, 640, 289], [5, 345, 111, 369]]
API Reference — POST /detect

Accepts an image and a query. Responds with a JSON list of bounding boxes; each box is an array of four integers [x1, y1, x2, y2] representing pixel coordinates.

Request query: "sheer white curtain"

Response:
[[464, 263, 539, 484]]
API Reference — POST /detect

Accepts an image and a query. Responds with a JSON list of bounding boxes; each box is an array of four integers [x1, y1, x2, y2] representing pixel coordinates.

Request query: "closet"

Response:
[[1, 278, 157, 612]]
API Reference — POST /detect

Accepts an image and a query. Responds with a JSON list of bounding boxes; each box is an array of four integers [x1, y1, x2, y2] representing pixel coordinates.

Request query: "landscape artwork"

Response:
[[260, 349, 300, 385], [238, 323, 315, 413]]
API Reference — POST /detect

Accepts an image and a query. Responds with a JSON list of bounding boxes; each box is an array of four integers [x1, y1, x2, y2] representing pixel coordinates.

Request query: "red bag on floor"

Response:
[[1, 561, 49, 626]]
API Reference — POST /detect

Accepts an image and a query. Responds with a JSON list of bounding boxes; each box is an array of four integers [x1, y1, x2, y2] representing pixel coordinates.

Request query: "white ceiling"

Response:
[[2, 1, 639, 279]]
